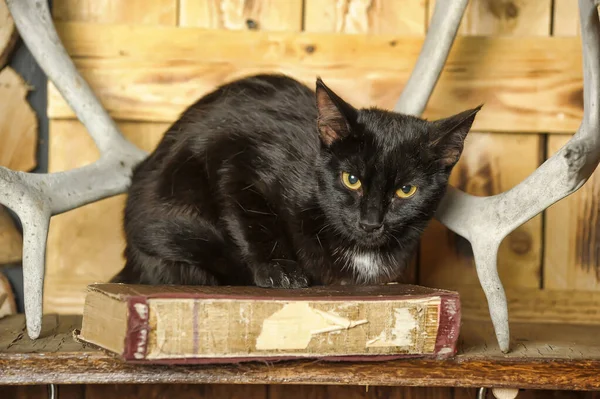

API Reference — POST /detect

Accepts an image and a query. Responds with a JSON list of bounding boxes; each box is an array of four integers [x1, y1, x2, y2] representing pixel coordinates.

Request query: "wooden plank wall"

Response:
[[42, 0, 597, 326]]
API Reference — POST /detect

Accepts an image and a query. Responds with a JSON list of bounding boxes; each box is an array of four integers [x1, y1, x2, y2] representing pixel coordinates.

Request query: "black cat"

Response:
[[111, 74, 480, 287]]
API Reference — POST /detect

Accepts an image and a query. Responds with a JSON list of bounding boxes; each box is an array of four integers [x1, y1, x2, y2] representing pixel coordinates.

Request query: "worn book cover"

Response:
[[77, 283, 461, 364]]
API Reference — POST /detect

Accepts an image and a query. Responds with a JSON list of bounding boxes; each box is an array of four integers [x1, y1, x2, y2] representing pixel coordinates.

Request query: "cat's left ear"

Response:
[[429, 105, 482, 168], [315, 77, 358, 146]]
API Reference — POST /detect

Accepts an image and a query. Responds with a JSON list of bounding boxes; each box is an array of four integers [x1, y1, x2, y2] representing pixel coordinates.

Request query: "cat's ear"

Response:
[[429, 105, 482, 168], [315, 77, 357, 146]]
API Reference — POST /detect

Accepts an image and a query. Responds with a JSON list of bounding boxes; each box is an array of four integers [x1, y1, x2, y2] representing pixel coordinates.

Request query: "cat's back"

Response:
[[165, 74, 320, 174], [130, 75, 320, 204], [185, 74, 317, 129]]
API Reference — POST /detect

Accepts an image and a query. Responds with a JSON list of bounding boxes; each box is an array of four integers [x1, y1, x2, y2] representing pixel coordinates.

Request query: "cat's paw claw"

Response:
[[254, 261, 309, 288]]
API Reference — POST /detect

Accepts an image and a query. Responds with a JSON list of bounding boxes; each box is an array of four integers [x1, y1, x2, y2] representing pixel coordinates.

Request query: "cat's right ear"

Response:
[[429, 105, 482, 168], [316, 77, 357, 146]]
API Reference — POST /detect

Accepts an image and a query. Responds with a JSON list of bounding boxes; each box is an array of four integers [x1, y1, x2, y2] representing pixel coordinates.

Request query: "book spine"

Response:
[[433, 294, 461, 358], [123, 296, 150, 360]]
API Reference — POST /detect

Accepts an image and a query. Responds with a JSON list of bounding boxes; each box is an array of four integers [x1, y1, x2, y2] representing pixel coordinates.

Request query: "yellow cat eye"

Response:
[[396, 185, 417, 199], [342, 172, 362, 190]]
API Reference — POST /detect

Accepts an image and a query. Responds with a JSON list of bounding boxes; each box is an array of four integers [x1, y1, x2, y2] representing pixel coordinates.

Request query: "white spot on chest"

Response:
[[340, 250, 389, 283]]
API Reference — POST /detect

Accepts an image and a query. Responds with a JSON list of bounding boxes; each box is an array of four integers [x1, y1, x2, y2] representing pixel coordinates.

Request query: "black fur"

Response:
[[112, 74, 480, 287]]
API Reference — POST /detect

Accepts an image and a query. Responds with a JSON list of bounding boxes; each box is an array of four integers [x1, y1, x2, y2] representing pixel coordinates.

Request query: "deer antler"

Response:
[[2, 0, 598, 352], [1, 0, 146, 339], [396, 0, 600, 353]]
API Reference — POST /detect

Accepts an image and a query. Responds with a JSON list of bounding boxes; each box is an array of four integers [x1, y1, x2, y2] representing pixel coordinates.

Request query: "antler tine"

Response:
[[2, 0, 146, 338], [394, 0, 469, 116], [397, 0, 600, 352], [403, 0, 600, 353]]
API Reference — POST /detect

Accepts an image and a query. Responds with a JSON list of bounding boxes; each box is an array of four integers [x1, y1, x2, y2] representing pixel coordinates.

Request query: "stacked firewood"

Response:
[[0, 1, 37, 318]]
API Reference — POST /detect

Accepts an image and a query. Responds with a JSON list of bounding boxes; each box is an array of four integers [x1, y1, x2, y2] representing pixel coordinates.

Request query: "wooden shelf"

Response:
[[1, 314, 599, 390]]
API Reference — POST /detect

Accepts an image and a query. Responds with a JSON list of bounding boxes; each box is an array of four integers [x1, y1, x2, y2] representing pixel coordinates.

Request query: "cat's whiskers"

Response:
[[317, 223, 332, 235], [245, 208, 275, 216], [268, 241, 278, 258], [233, 199, 247, 213], [389, 233, 403, 248], [315, 233, 323, 250]]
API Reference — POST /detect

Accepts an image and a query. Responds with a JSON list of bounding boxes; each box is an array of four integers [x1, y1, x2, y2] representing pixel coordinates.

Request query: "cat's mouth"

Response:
[[342, 222, 389, 248]]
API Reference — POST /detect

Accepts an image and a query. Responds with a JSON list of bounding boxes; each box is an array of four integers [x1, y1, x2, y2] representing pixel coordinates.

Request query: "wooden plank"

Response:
[[460, 286, 600, 325], [51, 0, 178, 25], [179, 0, 303, 31], [429, 0, 552, 36], [0, 206, 21, 265], [269, 385, 453, 399], [1, 314, 600, 389], [543, 135, 600, 290], [0, 386, 49, 399], [86, 384, 268, 399], [46, 22, 584, 134], [553, 0, 580, 37], [454, 389, 598, 399], [0, 273, 16, 319], [0, 66, 38, 172], [304, 0, 426, 35], [0, 0, 18, 69], [44, 120, 168, 314], [419, 0, 549, 292]]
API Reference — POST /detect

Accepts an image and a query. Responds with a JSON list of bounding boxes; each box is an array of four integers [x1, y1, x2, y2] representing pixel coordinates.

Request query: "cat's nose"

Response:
[[359, 221, 383, 233]]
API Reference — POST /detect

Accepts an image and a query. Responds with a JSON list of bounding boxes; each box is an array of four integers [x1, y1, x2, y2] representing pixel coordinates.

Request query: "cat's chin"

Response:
[[348, 232, 389, 249]]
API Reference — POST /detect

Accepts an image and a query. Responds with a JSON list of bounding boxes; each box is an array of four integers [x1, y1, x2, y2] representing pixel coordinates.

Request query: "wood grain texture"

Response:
[[47, 22, 584, 134], [0, 273, 16, 319], [455, 389, 600, 399], [86, 384, 268, 399], [1, 314, 600, 389], [51, 0, 178, 25], [45, 121, 168, 314], [553, 0, 580, 37], [3, 385, 593, 399], [460, 286, 600, 325], [429, 0, 552, 36], [304, 0, 426, 35], [269, 385, 453, 399], [3, 385, 596, 399], [0, 205, 22, 265], [0, 67, 38, 173], [419, 0, 549, 292], [0, 385, 85, 399], [543, 135, 600, 290], [179, 0, 303, 31], [0, 386, 49, 399], [0, 0, 18, 69]]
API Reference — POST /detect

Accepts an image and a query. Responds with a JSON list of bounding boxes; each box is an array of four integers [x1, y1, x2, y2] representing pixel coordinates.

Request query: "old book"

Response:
[[77, 283, 461, 364]]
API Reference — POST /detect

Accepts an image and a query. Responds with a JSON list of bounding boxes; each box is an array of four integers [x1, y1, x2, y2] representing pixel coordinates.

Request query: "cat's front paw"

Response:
[[253, 260, 309, 289]]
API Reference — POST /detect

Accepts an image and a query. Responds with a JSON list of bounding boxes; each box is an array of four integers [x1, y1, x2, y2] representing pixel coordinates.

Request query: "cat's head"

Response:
[[314, 78, 481, 248]]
